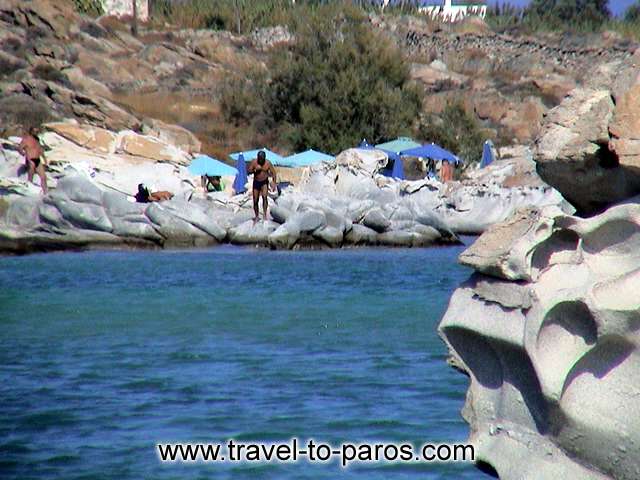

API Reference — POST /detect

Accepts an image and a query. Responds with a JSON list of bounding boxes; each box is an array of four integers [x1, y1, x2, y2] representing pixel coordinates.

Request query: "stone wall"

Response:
[[404, 30, 634, 74], [102, 0, 148, 21]]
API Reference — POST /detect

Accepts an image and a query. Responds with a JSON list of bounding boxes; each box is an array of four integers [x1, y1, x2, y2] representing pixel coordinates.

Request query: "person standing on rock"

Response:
[[248, 151, 276, 223], [19, 127, 48, 194]]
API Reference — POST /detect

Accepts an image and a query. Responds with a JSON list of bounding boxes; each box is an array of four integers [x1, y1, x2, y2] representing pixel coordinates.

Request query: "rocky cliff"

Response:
[[438, 50, 640, 480]]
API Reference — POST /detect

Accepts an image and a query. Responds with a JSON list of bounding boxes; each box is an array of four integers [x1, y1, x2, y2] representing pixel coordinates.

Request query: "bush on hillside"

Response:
[[256, 4, 421, 154], [625, 2, 640, 22], [0, 95, 56, 136], [150, 0, 296, 32], [528, 0, 610, 27], [72, 0, 103, 17], [488, 0, 612, 33], [219, 73, 264, 126], [33, 64, 73, 88], [418, 101, 484, 166]]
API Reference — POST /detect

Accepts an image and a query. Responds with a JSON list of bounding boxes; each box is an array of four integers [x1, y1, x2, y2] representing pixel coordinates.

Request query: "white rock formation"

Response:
[[439, 204, 640, 479], [0, 122, 569, 253]]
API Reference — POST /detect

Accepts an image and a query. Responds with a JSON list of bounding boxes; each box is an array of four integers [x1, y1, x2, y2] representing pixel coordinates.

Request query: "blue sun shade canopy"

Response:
[[281, 149, 335, 167], [400, 143, 460, 164], [188, 155, 238, 176], [230, 148, 286, 166], [375, 137, 421, 153]]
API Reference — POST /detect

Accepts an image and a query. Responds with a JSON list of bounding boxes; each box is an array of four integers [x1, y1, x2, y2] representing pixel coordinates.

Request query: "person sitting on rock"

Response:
[[19, 127, 48, 194], [202, 175, 225, 193], [134, 183, 174, 203], [440, 159, 454, 183], [248, 151, 277, 223]]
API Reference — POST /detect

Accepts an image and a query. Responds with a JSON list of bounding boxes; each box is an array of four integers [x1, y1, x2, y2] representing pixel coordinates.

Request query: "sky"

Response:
[[488, 0, 636, 16]]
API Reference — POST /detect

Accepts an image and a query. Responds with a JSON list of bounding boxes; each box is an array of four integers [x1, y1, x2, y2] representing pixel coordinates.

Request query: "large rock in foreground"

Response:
[[439, 204, 640, 479]]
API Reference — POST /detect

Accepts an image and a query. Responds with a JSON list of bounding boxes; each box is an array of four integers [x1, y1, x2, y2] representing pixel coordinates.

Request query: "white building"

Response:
[[418, 0, 487, 22], [101, 0, 149, 22]]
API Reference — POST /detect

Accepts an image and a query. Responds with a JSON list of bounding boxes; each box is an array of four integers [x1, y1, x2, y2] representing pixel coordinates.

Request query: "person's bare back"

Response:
[[19, 128, 48, 194], [20, 135, 44, 161]]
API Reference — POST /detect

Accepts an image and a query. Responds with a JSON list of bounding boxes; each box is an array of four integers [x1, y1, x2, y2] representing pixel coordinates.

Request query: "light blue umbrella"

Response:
[[188, 155, 238, 176], [230, 148, 285, 166], [480, 140, 495, 168], [400, 143, 460, 165], [281, 149, 335, 167], [233, 153, 248, 193], [375, 137, 421, 152]]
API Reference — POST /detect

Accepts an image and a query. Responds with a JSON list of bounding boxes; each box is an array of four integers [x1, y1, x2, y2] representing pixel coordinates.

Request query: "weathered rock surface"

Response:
[[439, 203, 640, 480], [141, 119, 202, 154], [47, 121, 117, 154], [118, 131, 191, 165], [535, 60, 640, 213]]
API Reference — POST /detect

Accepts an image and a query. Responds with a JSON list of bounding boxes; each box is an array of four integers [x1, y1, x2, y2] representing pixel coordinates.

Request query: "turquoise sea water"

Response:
[[0, 245, 487, 479]]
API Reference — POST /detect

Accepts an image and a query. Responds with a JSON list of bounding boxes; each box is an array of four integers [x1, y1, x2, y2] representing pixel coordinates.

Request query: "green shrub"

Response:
[[625, 2, 640, 22], [150, 0, 297, 33], [528, 0, 610, 27], [219, 73, 264, 126], [418, 101, 484, 166], [487, 0, 618, 35], [0, 55, 26, 79], [218, 3, 422, 154], [0, 95, 57, 136], [33, 64, 72, 88], [261, 4, 422, 154], [73, 0, 104, 17]]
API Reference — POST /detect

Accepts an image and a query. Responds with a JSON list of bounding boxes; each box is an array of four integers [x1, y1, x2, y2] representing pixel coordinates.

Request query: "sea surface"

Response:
[[0, 245, 488, 479]]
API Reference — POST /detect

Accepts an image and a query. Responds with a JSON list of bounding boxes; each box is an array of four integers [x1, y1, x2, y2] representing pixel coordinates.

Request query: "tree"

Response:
[[527, 0, 611, 27], [259, 4, 422, 154], [418, 101, 484, 166], [624, 1, 640, 22]]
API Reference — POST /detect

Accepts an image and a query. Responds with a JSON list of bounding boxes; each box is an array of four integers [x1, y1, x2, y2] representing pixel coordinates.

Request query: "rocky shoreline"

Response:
[[0, 122, 566, 255]]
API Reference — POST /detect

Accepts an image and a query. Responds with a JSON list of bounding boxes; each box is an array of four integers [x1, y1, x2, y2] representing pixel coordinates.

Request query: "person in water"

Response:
[[134, 183, 174, 203], [18, 127, 48, 194], [247, 151, 276, 222], [202, 175, 225, 192]]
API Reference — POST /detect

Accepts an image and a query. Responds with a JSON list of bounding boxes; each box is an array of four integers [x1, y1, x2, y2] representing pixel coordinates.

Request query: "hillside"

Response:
[[0, 0, 636, 160]]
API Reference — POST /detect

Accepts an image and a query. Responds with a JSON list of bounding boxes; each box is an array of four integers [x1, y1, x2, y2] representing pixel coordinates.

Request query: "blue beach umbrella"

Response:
[[390, 154, 405, 180], [230, 148, 285, 166], [188, 155, 238, 177], [379, 150, 405, 180], [281, 149, 335, 167], [375, 137, 421, 152], [358, 139, 373, 149], [480, 140, 495, 168], [233, 153, 248, 193], [400, 143, 460, 165]]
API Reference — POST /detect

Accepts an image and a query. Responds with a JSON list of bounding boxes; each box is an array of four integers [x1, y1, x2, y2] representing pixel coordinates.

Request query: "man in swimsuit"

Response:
[[247, 151, 276, 222], [19, 127, 48, 194]]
